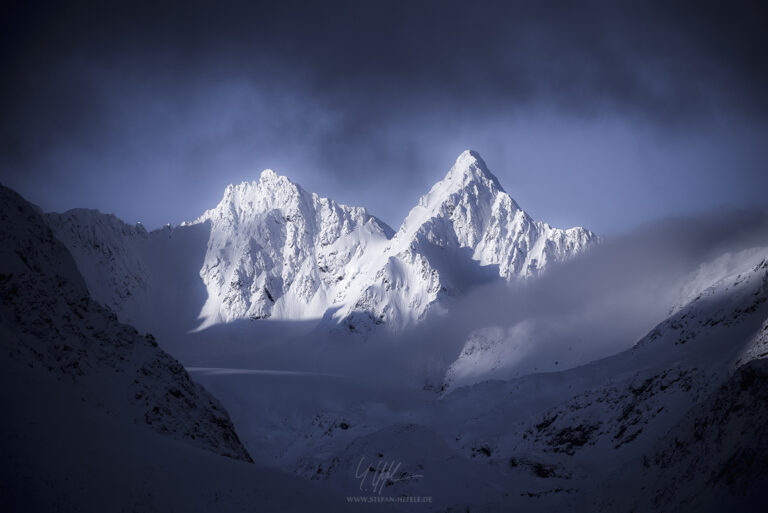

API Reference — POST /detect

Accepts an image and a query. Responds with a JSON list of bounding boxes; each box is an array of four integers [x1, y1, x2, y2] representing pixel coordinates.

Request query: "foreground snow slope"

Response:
[[0, 349, 376, 513], [0, 185, 250, 461], [599, 357, 768, 513], [48, 150, 596, 333]]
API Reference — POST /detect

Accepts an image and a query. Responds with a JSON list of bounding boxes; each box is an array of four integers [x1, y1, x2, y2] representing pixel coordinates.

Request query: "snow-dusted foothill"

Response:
[[0, 185, 251, 462], [45, 209, 151, 316]]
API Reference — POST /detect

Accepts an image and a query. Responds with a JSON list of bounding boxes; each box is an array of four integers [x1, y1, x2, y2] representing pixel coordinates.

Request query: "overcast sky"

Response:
[[1, 0, 766, 233]]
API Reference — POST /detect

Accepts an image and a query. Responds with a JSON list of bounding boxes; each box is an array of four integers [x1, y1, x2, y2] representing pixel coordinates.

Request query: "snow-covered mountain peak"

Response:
[[393, 150, 593, 279], [47, 151, 597, 333], [445, 149, 503, 191], [328, 151, 597, 332], [188, 171, 394, 329], [411, 150, 508, 216], [259, 168, 280, 182], [399, 150, 507, 242], [204, 171, 308, 225]]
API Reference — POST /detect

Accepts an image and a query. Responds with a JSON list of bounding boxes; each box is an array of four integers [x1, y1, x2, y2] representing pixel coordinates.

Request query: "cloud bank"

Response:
[[1, 0, 766, 233]]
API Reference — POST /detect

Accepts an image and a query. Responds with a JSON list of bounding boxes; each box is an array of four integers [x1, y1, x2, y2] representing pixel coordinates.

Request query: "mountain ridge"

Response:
[[45, 150, 597, 333]]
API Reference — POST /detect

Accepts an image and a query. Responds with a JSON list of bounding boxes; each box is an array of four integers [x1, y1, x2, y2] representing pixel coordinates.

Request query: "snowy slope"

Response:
[[442, 325, 517, 392], [429, 252, 768, 510], [0, 185, 251, 462], [398, 150, 595, 280], [45, 209, 150, 315], [442, 246, 768, 393], [597, 358, 768, 513], [47, 150, 597, 333], [219, 250, 768, 511], [45, 209, 218, 338], [332, 150, 597, 332], [0, 343, 378, 513]]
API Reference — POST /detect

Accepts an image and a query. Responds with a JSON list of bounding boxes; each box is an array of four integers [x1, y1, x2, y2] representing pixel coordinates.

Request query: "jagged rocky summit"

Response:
[[47, 150, 597, 333]]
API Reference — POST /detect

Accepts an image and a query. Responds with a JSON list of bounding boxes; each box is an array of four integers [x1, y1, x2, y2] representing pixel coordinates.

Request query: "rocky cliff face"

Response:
[[0, 185, 252, 462], [190, 169, 394, 329], [625, 358, 768, 513]]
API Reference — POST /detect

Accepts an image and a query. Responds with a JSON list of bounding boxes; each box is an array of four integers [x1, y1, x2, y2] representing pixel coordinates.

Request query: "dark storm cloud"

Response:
[[1, 0, 767, 230], [5, 0, 764, 115]]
